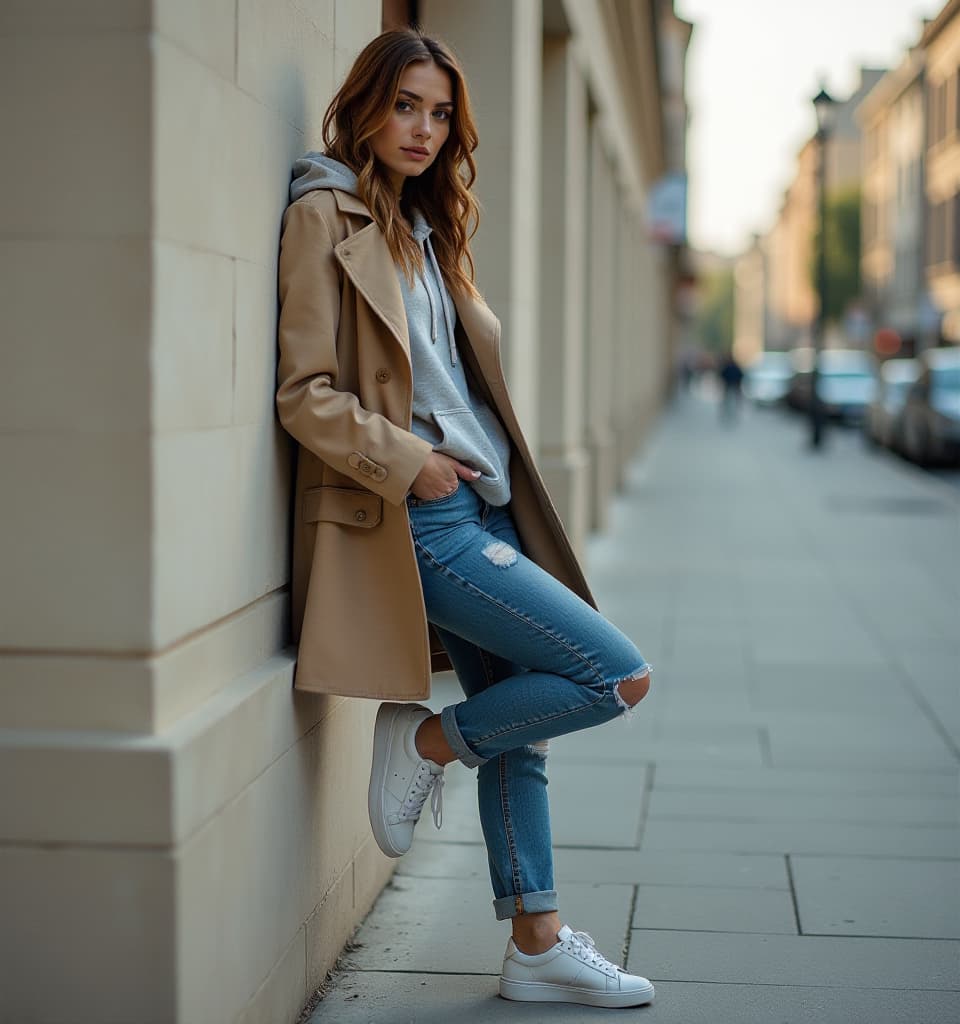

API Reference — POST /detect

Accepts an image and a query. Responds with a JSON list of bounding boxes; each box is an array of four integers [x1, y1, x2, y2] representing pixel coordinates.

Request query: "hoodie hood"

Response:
[[290, 153, 359, 202]]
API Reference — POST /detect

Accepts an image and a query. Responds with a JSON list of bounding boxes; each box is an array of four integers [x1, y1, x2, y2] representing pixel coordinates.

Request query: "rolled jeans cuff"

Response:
[[493, 889, 559, 921], [440, 704, 487, 768]]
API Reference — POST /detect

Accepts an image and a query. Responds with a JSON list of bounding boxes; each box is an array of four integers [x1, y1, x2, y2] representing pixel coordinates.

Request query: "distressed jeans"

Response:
[[406, 482, 649, 920]]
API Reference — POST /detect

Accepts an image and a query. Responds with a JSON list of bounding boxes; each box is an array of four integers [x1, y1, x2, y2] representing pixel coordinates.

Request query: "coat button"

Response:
[[376, 368, 391, 383], [354, 509, 367, 522]]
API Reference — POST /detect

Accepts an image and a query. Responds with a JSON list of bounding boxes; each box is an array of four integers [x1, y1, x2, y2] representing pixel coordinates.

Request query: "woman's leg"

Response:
[[406, 484, 651, 928], [429, 627, 560, 945]]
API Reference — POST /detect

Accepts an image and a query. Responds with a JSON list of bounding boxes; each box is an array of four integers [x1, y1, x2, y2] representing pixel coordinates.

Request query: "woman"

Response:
[[276, 28, 654, 1009]]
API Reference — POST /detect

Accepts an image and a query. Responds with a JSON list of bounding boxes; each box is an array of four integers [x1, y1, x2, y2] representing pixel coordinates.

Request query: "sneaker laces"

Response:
[[398, 761, 444, 829], [567, 931, 620, 975]]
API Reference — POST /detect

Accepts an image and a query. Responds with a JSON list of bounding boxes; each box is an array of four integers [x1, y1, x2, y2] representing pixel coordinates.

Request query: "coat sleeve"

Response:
[[276, 201, 433, 506]]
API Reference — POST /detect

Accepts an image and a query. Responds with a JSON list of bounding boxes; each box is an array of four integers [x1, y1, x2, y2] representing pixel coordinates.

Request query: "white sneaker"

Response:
[[500, 925, 655, 1008], [367, 702, 444, 857]]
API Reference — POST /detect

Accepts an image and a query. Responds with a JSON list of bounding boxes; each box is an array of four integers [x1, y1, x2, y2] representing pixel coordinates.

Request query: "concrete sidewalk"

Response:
[[307, 395, 960, 1023]]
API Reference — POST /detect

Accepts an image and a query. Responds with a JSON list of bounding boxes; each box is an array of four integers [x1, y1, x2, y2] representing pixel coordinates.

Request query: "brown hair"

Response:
[[322, 29, 480, 297]]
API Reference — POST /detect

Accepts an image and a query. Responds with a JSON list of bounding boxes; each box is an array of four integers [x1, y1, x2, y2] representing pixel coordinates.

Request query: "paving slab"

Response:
[[400, 844, 791, 893], [307, 973, 960, 1024], [640, 818, 960, 858], [632, 883, 797, 934], [652, 763, 960, 796], [555, 847, 789, 889], [549, 720, 763, 766], [792, 856, 960, 939], [344, 877, 634, 975], [646, 790, 960, 826], [625, 929, 960, 990]]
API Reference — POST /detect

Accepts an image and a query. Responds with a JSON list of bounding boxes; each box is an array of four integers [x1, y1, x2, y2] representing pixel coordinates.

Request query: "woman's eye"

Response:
[[396, 100, 413, 112], [433, 110, 451, 121]]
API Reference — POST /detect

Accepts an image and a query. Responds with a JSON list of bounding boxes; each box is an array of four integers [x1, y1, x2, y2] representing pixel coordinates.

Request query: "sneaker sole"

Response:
[[499, 977, 654, 1008], [368, 702, 407, 858]]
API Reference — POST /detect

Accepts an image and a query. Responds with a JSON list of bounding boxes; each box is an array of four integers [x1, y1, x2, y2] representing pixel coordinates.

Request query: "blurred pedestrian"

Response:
[[276, 28, 655, 1010], [718, 351, 744, 422]]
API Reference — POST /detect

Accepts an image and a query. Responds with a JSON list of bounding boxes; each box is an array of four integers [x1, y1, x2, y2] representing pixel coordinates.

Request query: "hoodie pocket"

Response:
[[433, 408, 503, 483]]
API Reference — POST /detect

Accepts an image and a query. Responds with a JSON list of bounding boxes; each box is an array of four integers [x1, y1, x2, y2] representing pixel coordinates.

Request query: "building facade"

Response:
[[0, 2, 679, 1023], [747, 69, 883, 355], [922, 0, 960, 344]]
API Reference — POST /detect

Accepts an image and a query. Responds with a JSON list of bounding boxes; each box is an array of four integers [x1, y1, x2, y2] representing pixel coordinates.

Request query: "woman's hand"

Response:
[[410, 452, 481, 500]]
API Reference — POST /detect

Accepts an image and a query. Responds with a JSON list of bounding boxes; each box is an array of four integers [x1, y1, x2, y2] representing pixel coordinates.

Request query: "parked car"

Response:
[[897, 347, 960, 466], [744, 351, 793, 406], [786, 349, 876, 422], [864, 358, 920, 449]]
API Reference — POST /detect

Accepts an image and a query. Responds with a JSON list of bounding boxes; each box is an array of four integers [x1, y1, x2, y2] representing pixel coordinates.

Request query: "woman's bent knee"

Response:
[[615, 669, 651, 708]]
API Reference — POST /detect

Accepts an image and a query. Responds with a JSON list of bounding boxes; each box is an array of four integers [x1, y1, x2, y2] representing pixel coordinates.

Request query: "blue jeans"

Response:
[[406, 482, 649, 920]]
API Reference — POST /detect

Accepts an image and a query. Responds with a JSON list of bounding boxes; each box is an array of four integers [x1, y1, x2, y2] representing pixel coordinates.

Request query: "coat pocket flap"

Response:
[[302, 486, 382, 528]]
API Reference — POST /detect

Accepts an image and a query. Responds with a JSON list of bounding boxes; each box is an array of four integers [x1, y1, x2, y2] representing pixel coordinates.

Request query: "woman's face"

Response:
[[371, 61, 453, 191]]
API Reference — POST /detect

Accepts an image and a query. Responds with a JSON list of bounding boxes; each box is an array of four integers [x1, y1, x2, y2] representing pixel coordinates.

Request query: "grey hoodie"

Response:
[[290, 153, 511, 506]]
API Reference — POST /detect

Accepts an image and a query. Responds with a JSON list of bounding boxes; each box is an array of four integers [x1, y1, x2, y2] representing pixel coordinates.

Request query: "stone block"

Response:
[[235, 928, 307, 1024], [151, 423, 287, 647], [0, 33, 150, 237], [305, 864, 355, 995], [175, 732, 315, 1024], [0, 432, 151, 650], [152, 36, 299, 263], [0, 593, 288, 734], [0, 2, 150, 33], [151, 592, 290, 731], [0, 734, 172, 844], [152, 241, 234, 432], [0, 239, 150, 434], [235, 256, 281, 426], [0, 652, 154, 732], [0, 844, 176, 1024], [237, 0, 335, 131], [333, 0, 381, 85], [154, 0, 236, 81]]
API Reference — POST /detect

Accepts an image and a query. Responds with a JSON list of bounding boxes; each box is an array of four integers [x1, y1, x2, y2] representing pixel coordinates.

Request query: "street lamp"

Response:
[[810, 85, 837, 449]]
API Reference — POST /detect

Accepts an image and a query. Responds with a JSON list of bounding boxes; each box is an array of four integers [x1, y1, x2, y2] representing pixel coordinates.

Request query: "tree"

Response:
[[811, 186, 861, 323], [695, 268, 734, 353]]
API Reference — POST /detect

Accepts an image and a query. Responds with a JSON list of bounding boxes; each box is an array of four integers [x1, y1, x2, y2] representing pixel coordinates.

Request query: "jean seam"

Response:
[[498, 753, 524, 906], [412, 535, 605, 689]]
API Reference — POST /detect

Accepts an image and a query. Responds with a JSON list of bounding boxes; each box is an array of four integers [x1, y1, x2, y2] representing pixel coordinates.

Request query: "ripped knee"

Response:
[[614, 667, 651, 710]]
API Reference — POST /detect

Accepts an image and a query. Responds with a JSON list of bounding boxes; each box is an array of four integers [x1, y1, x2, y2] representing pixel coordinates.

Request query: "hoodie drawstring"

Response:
[[424, 235, 458, 367]]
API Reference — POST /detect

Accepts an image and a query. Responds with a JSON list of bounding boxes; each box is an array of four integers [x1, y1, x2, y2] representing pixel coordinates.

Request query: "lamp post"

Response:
[[810, 85, 837, 449]]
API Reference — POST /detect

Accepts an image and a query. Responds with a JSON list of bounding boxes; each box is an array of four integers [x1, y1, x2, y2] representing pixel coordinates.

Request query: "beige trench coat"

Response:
[[276, 187, 595, 699]]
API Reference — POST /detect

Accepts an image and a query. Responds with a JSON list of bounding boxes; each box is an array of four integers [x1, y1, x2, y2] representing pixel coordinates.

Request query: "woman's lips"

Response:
[[401, 148, 429, 161]]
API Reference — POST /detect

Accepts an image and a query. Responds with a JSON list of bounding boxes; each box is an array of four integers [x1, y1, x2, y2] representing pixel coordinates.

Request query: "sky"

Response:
[[675, 0, 943, 257]]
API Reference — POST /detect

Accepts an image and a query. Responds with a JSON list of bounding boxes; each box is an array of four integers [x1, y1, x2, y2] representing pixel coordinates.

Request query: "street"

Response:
[[308, 393, 960, 1024]]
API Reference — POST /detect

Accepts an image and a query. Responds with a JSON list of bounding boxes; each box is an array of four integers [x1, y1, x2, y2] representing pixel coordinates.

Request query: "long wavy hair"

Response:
[[322, 29, 480, 297]]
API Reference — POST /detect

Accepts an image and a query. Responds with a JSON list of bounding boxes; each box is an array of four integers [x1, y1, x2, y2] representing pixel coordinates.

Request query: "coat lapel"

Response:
[[330, 191, 411, 359]]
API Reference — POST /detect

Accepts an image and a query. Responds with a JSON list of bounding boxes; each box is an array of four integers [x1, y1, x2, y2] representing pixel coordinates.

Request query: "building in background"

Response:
[[734, 234, 768, 366], [0, 3, 683, 1023], [740, 69, 883, 356], [922, 0, 960, 346], [859, 45, 927, 354]]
